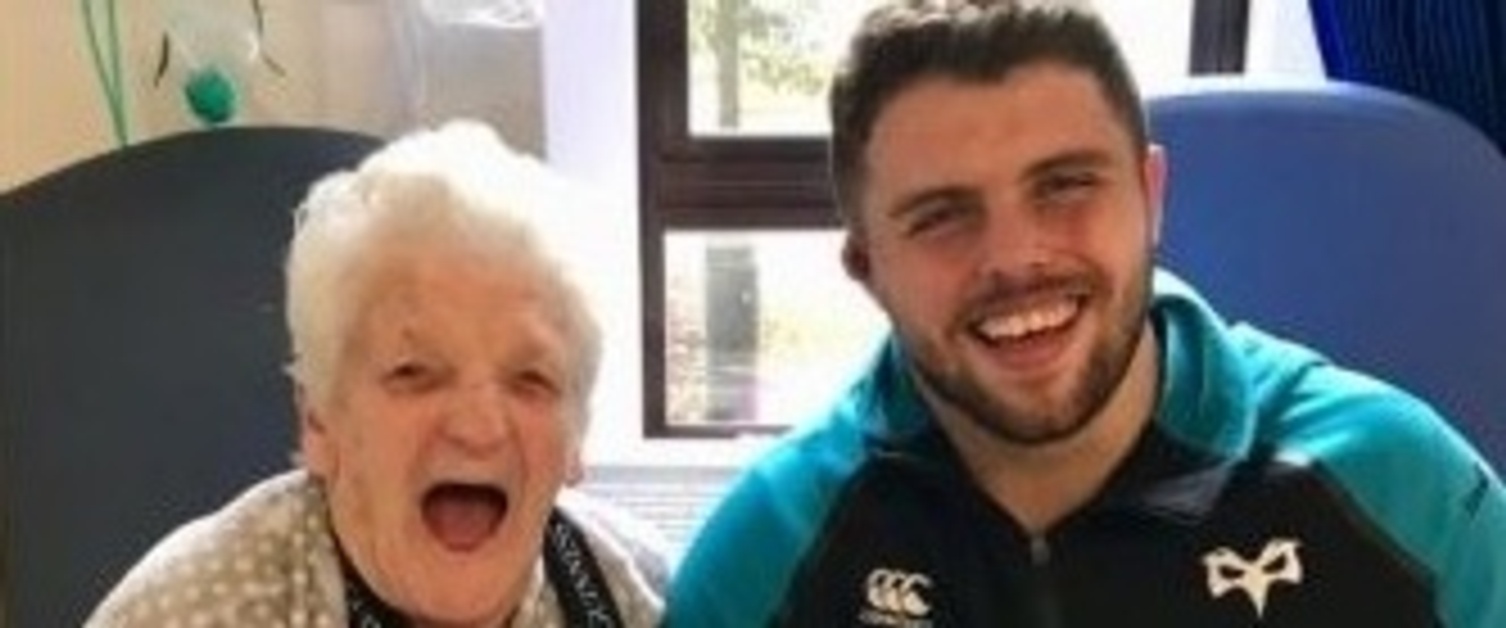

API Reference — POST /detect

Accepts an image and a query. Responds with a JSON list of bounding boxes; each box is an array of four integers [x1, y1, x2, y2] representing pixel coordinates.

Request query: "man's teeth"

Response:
[[978, 299, 1078, 340]]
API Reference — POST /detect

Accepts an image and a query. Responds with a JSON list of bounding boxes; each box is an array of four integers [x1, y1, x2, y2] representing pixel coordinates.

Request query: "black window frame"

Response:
[[637, 0, 1249, 438]]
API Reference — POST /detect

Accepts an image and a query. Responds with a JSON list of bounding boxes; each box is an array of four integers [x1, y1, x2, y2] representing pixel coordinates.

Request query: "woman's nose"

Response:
[[441, 381, 513, 454]]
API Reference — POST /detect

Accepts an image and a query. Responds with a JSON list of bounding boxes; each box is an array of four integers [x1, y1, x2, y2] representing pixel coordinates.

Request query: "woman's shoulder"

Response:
[[85, 470, 343, 627]]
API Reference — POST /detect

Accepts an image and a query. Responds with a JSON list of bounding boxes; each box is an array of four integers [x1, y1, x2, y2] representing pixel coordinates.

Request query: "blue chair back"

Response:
[[1150, 78, 1506, 466], [0, 127, 382, 626]]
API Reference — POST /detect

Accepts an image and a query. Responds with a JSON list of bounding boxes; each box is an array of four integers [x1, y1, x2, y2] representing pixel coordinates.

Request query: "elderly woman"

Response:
[[88, 122, 667, 626]]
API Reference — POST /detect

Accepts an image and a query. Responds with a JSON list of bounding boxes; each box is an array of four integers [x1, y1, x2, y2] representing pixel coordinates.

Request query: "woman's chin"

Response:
[[405, 582, 521, 628], [402, 536, 533, 625]]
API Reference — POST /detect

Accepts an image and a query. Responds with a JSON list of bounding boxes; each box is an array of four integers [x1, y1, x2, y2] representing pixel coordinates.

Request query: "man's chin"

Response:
[[950, 387, 1087, 443]]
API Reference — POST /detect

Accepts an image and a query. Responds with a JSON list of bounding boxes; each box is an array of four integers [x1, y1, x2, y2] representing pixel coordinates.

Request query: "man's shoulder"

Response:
[[668, 395, 886, 626], [1152, 270, 1484, 470], [1244, 342, 1459, 466], [738, 399, 881, 509]]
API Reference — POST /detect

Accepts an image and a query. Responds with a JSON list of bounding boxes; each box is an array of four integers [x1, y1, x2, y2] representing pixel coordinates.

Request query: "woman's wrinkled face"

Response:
[[300, 243, 580, 626]]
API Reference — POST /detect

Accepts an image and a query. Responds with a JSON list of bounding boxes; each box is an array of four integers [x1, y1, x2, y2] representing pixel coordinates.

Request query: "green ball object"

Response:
[[184, 67, 238, 126]]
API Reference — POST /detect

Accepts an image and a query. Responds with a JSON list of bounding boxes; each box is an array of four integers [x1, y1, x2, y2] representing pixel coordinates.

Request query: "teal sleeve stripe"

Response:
[[1444, 470, 1506, 626], [666, 390, 874, 627], [1284, 380, 1506, 628]]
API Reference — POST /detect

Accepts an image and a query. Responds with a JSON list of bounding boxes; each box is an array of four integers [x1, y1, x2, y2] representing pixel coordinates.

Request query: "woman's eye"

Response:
[[384, 361, 441, 392], [512, 370, 562, 401]]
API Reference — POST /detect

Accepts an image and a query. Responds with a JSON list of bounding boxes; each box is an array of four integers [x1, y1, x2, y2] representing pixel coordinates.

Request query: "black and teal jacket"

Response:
[[668, 272, 1506, 627]]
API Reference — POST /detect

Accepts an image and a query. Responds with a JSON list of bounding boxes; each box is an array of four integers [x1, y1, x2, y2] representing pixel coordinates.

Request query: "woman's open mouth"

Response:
[[422, 483, 510, 552]]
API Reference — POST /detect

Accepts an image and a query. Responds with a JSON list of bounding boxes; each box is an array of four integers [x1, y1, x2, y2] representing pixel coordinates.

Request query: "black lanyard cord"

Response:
[[542, 510, 625, 627]]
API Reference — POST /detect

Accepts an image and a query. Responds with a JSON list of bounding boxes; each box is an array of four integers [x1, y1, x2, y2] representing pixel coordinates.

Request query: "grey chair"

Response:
[[1150, 78, 1506, 466], [0, 126, 382, 626]]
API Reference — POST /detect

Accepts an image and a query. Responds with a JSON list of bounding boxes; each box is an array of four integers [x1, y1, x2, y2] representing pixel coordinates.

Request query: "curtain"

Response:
[[1310, 0, 1506, 150]]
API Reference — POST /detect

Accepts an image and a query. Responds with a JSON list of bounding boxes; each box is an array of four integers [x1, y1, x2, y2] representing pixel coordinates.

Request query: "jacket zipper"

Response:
[[1028, 536, 1064, 628]]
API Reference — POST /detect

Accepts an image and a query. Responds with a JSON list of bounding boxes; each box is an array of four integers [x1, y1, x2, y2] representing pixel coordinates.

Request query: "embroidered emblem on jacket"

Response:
[[860, 567, 933, 627], [1202, 537, 1303, 619]]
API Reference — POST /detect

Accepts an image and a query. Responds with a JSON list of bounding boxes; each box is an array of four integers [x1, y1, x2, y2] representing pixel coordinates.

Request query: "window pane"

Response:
[[687, 0, 876, 136], [665, 231, 889, 428], [687, 0, 1195, 137]]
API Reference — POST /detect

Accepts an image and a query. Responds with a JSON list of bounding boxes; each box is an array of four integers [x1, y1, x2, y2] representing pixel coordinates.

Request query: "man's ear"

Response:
[[842, 231, 872, 284], [1144, 144, 1168, 248]]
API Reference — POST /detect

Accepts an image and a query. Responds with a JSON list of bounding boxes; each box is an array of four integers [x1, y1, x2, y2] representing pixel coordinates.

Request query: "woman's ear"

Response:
[[562, 406, 587, 486], [565, 452, 584, 487], [562, 427, 585, 486], [295, 384, 335, 477]]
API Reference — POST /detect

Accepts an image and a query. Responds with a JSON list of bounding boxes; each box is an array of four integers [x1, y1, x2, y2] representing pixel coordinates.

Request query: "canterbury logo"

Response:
[[1202, 537, 1303, 619], [864, 568, 933, 618]]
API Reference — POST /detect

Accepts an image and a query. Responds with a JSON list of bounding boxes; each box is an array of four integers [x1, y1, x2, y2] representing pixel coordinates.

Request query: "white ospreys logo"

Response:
[[860, 568, 933, 627], [1202, 538, 1304, 619]]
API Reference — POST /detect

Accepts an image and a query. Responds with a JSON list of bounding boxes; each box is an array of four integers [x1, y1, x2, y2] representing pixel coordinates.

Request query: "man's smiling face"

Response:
[[844, 63, 1164, 446]]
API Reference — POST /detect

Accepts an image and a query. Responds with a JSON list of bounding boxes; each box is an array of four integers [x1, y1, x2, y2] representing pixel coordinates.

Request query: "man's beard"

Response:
[[909, 264, 1152, 448]]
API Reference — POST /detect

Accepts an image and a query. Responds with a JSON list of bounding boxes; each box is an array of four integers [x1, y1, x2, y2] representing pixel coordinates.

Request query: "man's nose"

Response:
[[975, 201, 1049, 277]]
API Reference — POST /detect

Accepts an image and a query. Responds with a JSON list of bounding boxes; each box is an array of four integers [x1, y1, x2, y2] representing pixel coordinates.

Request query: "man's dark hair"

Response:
[[828, 0, 1147, 225]]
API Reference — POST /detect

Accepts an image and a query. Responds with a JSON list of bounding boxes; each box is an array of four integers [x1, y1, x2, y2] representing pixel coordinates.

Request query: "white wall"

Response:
[[2, 0, 136, 188], [2, 0, 324, 189], [1, 0, 545, 190], [0, 0, 717, 466], [542, 0, 645, 462], [1247, 0, 1323, 76]]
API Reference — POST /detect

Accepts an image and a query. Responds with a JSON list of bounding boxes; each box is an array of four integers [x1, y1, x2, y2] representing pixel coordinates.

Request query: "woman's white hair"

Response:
[[284, 120, 603, 430]]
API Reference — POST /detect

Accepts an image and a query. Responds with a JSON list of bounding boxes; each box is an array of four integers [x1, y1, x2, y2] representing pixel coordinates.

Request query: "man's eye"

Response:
[[1036, 172, 1100, 205], [904, 203, 968, 236]]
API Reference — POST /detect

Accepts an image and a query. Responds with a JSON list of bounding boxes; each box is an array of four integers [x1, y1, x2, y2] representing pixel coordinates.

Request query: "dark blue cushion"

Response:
[[1151, 78, 1506, 466], [0, 126, 382, 626]]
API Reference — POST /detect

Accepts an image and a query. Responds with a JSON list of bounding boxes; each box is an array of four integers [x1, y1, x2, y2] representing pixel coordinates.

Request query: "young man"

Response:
[[668, 1, 1506, 626]]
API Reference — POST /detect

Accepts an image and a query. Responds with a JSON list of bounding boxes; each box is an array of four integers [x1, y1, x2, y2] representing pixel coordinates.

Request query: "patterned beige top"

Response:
[[86, 470, 668, 627]]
